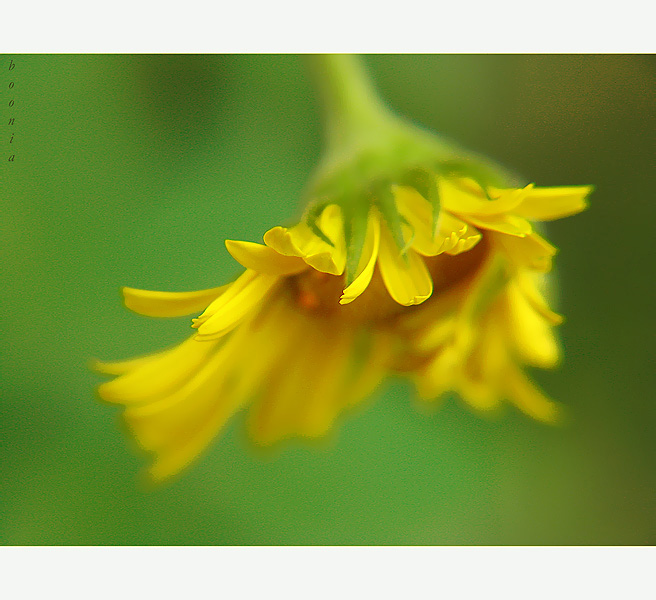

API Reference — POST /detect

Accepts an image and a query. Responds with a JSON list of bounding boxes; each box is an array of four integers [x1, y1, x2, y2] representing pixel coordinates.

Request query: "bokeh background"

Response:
[[1, 55, 654, 545]]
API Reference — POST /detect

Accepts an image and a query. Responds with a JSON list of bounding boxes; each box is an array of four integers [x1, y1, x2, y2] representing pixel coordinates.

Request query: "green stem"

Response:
[[306, 54, 396, 154]]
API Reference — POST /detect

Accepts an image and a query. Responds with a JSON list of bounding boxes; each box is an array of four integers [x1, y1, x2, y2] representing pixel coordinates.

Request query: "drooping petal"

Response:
[[126, 295, 295, 481], [97, 335, 219, 405], [263, 204, 346, 275], [122, 285, 228, 318], [342, 331, 392, 408], [340, 210, 381, 305], [515, 185, 592, 221], [503, 282, 561, 369], [194, 273, 279, 340], [504, 367, 561, 423], [377, 225, 433, 306], [292, 326, 353, 438], [247, 314, 318, 445], [514, 271, 564, 326], [225, 240, 308, 276], [493, 230, 558, 272], [92, 353, 164, 376], [194, 270, 260, 326]]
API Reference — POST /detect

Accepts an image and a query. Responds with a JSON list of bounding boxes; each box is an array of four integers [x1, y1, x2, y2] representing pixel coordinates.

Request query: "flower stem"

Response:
[[306, 54, 396, 154]]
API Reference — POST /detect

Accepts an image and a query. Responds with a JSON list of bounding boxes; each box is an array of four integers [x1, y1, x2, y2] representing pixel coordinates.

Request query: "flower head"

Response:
[[94, 55, 591, 482]]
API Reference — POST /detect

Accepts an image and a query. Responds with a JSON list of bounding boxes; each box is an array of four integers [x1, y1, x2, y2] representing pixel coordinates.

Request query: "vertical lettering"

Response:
[[7, 58, 17, 162]]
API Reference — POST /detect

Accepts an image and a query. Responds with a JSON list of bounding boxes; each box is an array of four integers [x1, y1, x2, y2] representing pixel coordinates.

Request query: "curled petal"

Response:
[[225, 239, 308, 276], [263, 204, 346, 275]]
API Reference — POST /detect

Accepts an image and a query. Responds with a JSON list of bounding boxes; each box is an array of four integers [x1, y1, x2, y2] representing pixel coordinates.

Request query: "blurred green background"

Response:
[[1, 55, 654, 545]]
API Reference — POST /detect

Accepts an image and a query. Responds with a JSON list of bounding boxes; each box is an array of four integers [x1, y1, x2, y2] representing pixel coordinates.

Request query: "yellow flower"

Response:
[[95, 177, 590, 481]]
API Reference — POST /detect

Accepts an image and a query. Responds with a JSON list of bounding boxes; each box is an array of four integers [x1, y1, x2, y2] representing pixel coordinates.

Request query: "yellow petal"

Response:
[[504, 367, 561, 423], [194, 270, 259, 325], [504, 283, 561, 368], [340, 210, 381, 305], [377, 226, 433, 306], [514, 271, 564, 326], [124, 337, 237, 451], [515, 185, 592, 221], [248, 317, 316, 445], [97, 335, 219, 405], [92, 353, 162, 376], [441, 178, 530, 216], [263, 204, 346, 275], [195, 273, 279, 340], [442, 216, 482, 256], [293, 327, 352, 438], [494, 231, 557, 272], [393, 186, 482, 257], [342, 332, 391, 408], [225, 239, 308, 276], [458, 212, 533, 237], [122, 285, 228, 318], [143, 295, 299, 480], [393, 186, 441, 255]]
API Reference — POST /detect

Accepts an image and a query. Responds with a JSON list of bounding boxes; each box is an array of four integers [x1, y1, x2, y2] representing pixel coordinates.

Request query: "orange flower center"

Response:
[[288, 236, 490, 323]]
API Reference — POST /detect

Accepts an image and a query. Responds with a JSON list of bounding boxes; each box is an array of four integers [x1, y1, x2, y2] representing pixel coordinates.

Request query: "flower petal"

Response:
[[340, 210, 381, 305], [504, 282, 561, 368], [442, 215, 482, 256], [122, 285, 228, 318], [194, 272, 279, 340], [92, 353, 166, 377], [494, 231, 557, 272], [514, 271, 564, 326], [97, 336, 219, 405], [225, 239, 308, 276], [441, 178, 531, 216], [515, 185, 592, 221], [263, 204, 346, 275], [457, 212, 533, 237], [504, 367, 561, 423], [377, 226, 433, 306]]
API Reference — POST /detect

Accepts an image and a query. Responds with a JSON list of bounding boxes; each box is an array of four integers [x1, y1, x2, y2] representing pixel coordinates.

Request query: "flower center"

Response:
[[288, 236, 490, 323]]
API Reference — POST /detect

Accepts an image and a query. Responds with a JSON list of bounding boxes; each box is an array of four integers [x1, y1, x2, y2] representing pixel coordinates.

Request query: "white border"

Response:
[[3, 1, 654, 53], [1, 547, 655, 599]]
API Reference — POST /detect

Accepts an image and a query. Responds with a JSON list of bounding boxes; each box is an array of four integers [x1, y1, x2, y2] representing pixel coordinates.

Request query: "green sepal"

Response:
[[398, 214, 415, 255], [426, 173, 441, 238], [397, 167, 441, 239], [305, 200, 335, 247], [436, 158, 504, 201], [375, 184, 407, 259], [342, 199, 370, 287]]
